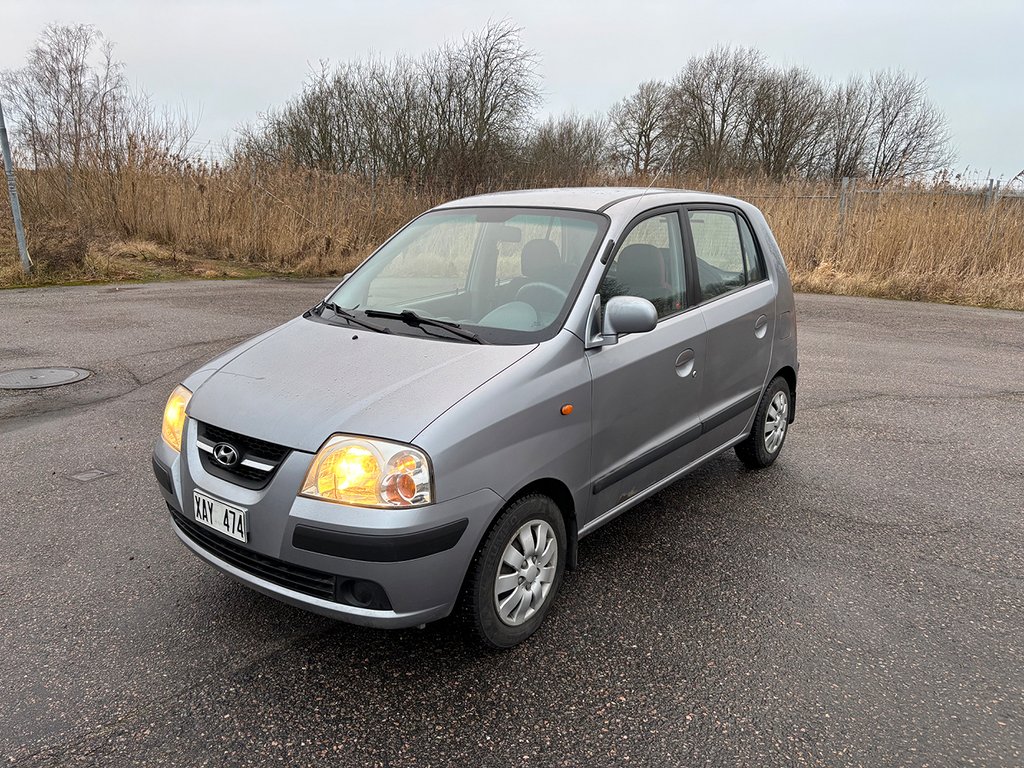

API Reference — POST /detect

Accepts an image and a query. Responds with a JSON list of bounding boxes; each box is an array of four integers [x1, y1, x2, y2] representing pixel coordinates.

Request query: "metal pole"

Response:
[[0, 99, 31, 273]]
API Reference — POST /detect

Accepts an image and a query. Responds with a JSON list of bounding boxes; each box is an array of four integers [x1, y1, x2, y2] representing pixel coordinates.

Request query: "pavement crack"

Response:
[[113, 360, 143, 387]]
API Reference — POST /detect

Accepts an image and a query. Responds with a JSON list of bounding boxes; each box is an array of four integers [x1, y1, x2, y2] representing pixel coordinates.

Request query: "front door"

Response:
[[585, 209, 707, 527]]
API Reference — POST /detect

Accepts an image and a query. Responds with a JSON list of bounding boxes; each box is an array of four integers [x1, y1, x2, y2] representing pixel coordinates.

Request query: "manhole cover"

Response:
[[0, 367, 92, 390]]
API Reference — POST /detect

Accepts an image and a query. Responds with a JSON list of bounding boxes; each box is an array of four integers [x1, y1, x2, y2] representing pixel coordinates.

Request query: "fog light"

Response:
[[337, 578, 392, 610]]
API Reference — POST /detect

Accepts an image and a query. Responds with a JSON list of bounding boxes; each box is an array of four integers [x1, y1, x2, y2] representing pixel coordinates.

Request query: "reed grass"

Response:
[[1, 164, 1021, 310]]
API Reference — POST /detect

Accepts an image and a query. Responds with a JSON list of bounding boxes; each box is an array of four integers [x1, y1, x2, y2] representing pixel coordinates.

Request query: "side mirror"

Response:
[[585, 295, 658, 349]]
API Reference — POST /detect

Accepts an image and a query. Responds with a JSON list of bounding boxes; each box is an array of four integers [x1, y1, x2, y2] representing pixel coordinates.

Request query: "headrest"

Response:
[[521, 239, 560, 280], [617, 244, 665, 286]]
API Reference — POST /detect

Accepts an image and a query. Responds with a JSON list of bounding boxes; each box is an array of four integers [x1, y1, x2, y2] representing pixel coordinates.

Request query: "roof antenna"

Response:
[[620, 134, 688, 223]]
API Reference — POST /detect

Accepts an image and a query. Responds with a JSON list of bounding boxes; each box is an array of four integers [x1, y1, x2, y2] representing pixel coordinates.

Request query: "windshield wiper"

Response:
[[314, 300, 392, 334], [364, 309, 484, 344]]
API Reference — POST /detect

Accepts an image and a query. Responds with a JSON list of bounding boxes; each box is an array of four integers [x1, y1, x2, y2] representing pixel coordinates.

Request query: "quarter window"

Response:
[[736, 215, 765, 282], [600, 213, 686, 319]]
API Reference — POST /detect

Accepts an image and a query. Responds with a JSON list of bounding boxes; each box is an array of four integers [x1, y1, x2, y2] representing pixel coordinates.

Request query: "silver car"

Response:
[[153, 187, 798, 648]]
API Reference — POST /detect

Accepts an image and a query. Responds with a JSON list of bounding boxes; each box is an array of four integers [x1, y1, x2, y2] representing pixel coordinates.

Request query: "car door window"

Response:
[[600, 212, 685, 319], [688, 210, 750, 300]]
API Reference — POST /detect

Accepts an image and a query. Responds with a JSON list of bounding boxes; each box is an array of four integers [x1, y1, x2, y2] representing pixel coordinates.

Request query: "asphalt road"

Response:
[[1, 280, 1022, 767]]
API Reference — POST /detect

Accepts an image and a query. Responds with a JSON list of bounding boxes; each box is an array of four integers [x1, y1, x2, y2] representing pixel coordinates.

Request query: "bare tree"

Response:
[[363, 56, 432, 179], [238, 20, 539, 191], [744, 66, 824, 179], [665, 46, 765, 176], [238, 34, 955, 188], [522, 113, 608, 184], [608, 80, 671, 174], [867, 70, 952, 182], [1, 23, 195, 176], [817, 77, 877, 180], [424, 20, 541, 188], [1, 24, 117, 170]]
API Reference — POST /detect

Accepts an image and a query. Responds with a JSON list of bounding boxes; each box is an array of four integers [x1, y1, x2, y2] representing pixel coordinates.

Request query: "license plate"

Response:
[[193, 490, 248, 543]]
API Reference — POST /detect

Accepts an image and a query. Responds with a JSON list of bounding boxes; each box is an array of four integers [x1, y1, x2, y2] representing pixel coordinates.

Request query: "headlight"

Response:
[[161, 385, 192, 452], [301, 435, 433, 508]]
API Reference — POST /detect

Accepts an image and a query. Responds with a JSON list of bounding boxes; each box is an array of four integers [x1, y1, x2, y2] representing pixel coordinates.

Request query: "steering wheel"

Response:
[[515, 282, 569, 316]]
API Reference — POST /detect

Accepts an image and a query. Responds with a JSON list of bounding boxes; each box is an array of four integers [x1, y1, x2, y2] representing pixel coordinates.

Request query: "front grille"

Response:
[[170, 505, 337, 601], [196, 422, 290, 489]]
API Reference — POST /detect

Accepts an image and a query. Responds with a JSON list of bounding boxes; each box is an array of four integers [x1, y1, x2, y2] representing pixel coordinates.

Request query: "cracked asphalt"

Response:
[[1, 280, 1022, 767]]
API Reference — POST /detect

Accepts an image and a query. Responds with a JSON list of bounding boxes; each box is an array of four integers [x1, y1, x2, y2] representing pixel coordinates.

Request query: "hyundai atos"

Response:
[[153, 187, 798, 648]]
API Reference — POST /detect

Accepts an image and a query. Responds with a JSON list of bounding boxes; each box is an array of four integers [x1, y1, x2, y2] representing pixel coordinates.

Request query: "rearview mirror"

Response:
[[585, 295, 658, 349], [491, 224, 522, 244]]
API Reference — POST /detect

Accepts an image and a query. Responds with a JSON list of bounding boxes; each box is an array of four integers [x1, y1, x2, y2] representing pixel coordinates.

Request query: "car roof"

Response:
[[432, 187, 747, 214]]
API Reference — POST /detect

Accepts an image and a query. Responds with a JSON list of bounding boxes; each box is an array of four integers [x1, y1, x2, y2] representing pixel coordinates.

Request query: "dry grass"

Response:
[[0, 235, 275, 288], [1, 165, 1022, 310], [741, 181, 1024, 310]]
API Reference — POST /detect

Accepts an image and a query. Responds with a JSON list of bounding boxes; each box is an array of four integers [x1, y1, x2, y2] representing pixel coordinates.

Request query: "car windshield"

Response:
[[325, 207, 608, 344]]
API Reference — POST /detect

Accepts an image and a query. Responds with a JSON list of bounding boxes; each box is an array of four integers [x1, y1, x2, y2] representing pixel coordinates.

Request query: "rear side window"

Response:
[[600, 212, 686, 319], [688, 210, 764, 300]]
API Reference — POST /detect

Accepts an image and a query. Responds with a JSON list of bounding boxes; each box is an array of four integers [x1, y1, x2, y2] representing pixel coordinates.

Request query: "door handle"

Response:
[[674, 348, 696, 378], [754, 314, 768, 339]]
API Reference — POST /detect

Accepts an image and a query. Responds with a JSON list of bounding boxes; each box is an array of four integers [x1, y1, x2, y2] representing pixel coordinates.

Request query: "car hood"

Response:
[[186, 317, 535, 452]]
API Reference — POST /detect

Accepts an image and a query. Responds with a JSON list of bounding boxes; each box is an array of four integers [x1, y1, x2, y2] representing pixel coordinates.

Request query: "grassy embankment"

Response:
[[1, 165, 1021, 310]]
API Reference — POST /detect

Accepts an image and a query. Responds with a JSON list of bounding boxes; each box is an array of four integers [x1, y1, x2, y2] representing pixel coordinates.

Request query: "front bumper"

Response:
[[153, 420, 503, 629]]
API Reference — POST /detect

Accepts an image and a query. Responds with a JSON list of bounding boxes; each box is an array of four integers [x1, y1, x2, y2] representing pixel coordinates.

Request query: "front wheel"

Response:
[[735, 376, 792, 469], [462, 494, 566, 649]]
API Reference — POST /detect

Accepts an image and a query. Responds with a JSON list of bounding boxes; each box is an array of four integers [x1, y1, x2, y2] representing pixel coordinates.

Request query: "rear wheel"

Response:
[[735, 376, 791, 469], [462, 494, 566, 649]]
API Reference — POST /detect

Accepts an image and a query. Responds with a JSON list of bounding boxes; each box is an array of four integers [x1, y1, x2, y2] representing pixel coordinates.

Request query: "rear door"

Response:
[[683, 206, 775, 447], [585, 209, 707, 525]]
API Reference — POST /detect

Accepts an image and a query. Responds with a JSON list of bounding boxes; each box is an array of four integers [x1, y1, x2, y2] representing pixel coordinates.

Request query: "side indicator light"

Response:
[[560, 404, 574, 416]]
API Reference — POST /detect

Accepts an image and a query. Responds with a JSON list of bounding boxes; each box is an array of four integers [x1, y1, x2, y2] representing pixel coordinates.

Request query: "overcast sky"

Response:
[[2, 0, 1021, 180]]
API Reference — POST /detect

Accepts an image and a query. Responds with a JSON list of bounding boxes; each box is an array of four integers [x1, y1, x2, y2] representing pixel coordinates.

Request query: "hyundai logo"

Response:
[[212, 442, 240, 467]]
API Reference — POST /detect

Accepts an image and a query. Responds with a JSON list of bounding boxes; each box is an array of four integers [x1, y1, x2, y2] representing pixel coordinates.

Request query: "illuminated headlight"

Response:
[[301, 435, 433, 508], [161, 385, 192, 452]]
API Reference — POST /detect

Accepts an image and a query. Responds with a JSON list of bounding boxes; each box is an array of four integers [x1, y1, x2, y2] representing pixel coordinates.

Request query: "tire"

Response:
[[461, 494, 567, 649], [735, 376, 792, 469]]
